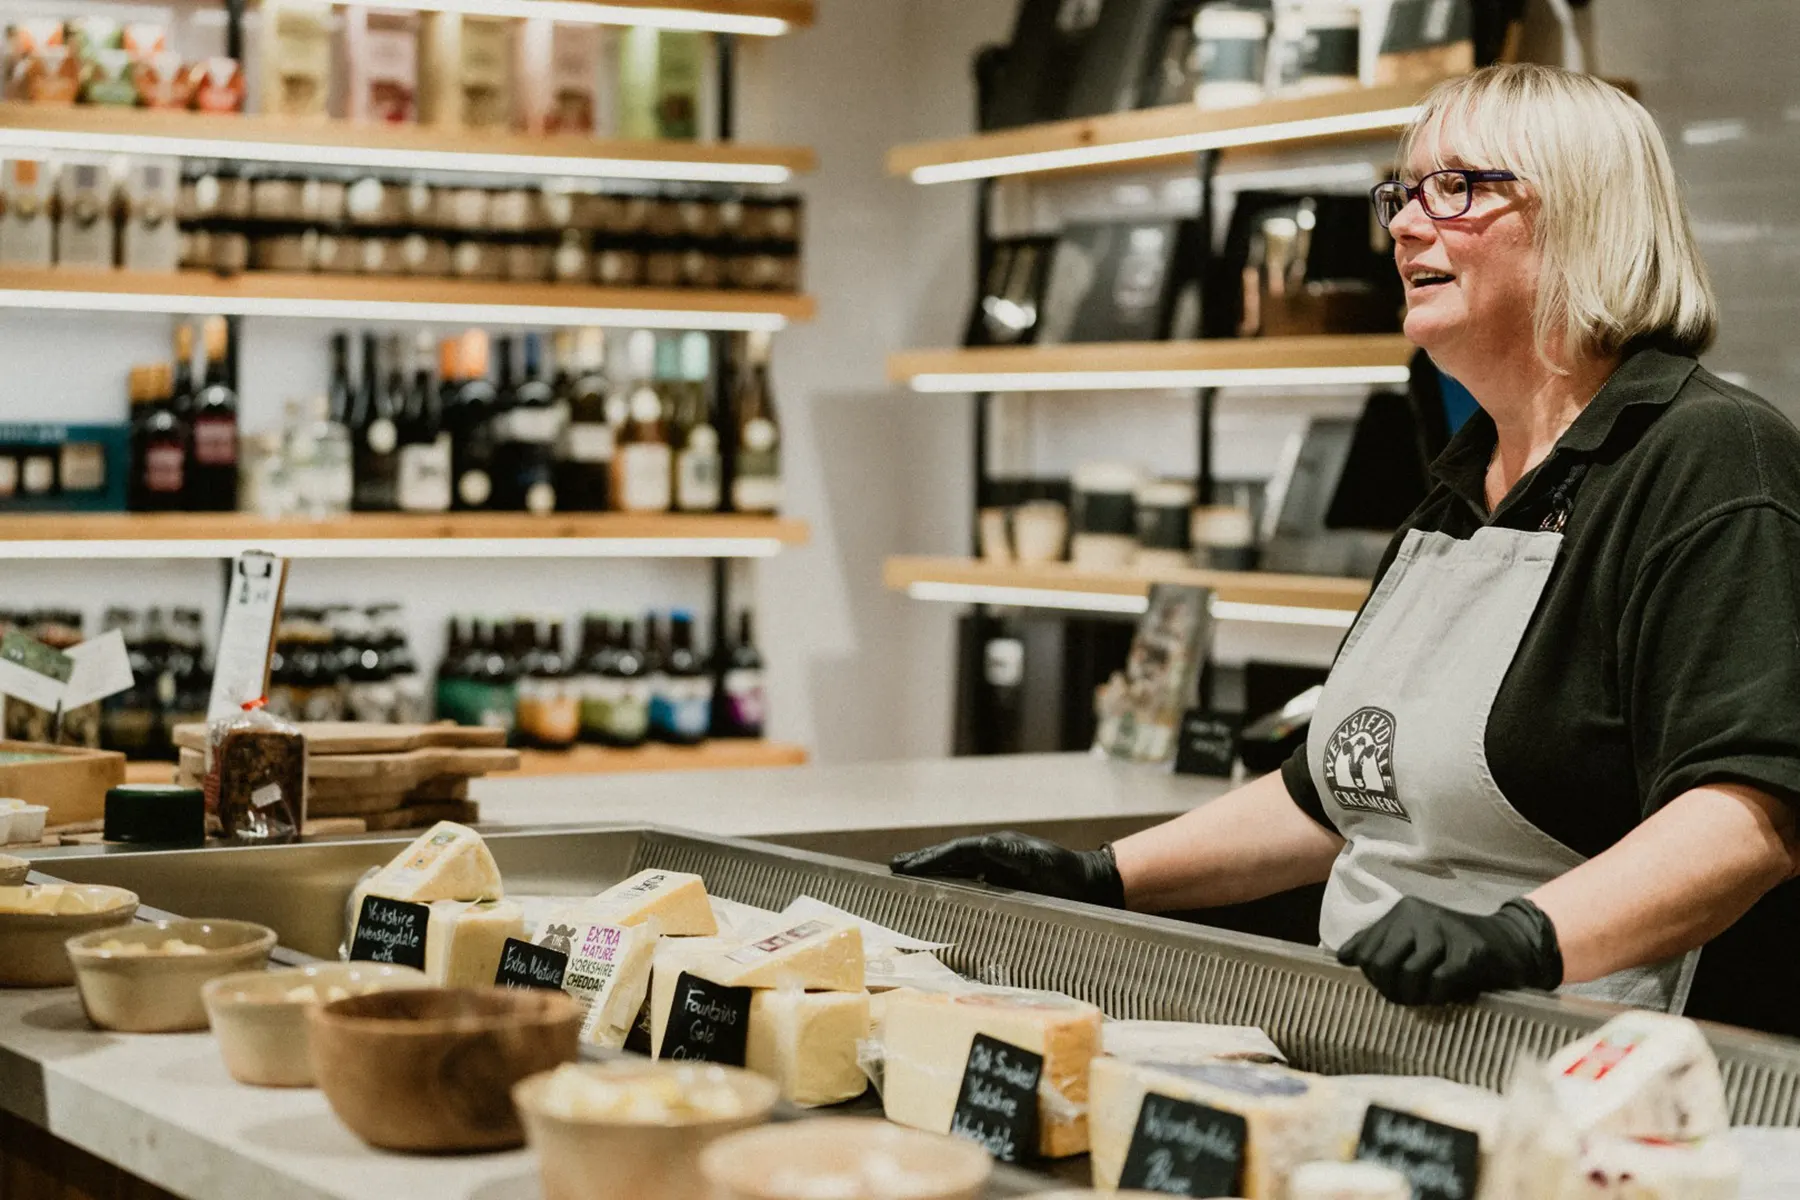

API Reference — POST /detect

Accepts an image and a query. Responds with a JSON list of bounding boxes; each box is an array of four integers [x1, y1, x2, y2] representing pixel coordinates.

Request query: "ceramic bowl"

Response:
[[66, 919, 276, 1031], [202, 962, 432, 1087], [309, 987, 579, 1153], [0, 885, 138, 987], [0, 854, 28, 886], [700, 1118, 994, 1200], [514, 1061, 779, 1200]]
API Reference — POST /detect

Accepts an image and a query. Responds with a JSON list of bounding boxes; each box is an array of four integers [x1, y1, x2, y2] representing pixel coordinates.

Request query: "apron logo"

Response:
[[1324, 707, 1409, 821]]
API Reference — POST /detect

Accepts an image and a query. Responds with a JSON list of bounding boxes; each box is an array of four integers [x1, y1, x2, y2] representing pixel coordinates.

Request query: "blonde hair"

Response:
[[1399, 64, 1717, 365]]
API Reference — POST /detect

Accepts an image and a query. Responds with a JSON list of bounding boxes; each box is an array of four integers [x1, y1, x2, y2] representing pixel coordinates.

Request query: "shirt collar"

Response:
[[1428, 345, 1699, 514]]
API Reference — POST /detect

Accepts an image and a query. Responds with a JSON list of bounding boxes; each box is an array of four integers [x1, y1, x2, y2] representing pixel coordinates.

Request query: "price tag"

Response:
[[657, 972, 751, 1065], [1172, 709, 1239, 777], [949, 1033, 1041, 1164], [347, 896, 429, 971], [208, 551, 288, 721], [0, 629, 73, 713], [1118, 1091, 1248, 1196], [1355, 1104, 1481, 1200], [494, 938, 569, 991], [63, 629, 136, 712]]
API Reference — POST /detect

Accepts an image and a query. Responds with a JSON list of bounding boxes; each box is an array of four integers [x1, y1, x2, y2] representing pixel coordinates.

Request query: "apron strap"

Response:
[[1538, 461, 1590, 534]]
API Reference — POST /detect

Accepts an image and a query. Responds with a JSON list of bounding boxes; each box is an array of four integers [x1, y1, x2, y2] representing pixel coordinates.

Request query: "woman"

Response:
[[895, 64, 1800, 1035]]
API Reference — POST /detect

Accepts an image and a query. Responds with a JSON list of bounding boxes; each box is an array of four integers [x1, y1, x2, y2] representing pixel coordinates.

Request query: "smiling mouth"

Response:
[[1407, 272, 1455, 291]]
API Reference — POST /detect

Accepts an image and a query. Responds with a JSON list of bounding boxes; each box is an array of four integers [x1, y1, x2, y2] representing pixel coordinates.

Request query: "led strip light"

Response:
[[907, 365, 1414, 393], [0, 536, 787, 561], [0, 288, 791, 330], [383, 0, 790, 35], [0, 128, 793, 184], [909, 105, 1422, 185], [905, 581, 1357, 628]]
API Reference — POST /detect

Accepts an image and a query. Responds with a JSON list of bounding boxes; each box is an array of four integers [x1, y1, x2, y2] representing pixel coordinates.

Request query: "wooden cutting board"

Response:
[[172, 722, 508, 756], [178, 750, 490, 805], [362, 800, 479, 831], [177, 744, 517, 788]]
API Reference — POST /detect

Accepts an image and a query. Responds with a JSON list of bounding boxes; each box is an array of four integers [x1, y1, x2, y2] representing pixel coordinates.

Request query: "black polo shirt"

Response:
[[1280, 345, 1800, 1036]]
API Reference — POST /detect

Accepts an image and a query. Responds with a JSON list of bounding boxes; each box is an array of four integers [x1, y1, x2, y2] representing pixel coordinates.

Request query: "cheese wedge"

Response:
[[881, 987, 1102, 1159], [1088, 1057, 1341, 1198], [420, 899, 524, 987], [1545, 1013, 1730, 1141], [650, 936, 735, 1057], [1557, 1134, 1741, 1200], [703, 917, 864, 992], [565, 869, 717, 936], [363, 822, 503, 904], [1101, 1020, 1285, 1066], [532, 918, 658, 1050], [744, 988, 872, 1108]]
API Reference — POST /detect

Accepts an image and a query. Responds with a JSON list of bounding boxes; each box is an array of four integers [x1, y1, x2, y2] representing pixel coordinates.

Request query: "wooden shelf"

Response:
[[514, 740, 808, 776], [0, 512, 810, 559], [0, 103, 815, 182], [887, 82, 1435, 183], [889, 335, 1416, 393], [0, 268, 814, 329], [884, 556, 1368, 619]]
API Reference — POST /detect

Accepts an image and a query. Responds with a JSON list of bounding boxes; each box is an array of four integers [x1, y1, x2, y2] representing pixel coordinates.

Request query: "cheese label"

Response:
[[724, 918, 829, 965], [1355, 1104, 1481, 1200], [1118, 1091, 1247, 1197], [949, 1033, 1042, 1164], [349, 895, 428, 970], [1561, 1027, 1649, 1082], [494, 937, 568, 991], [384, 827, 463, 890], [658, 972, 752, 1065]]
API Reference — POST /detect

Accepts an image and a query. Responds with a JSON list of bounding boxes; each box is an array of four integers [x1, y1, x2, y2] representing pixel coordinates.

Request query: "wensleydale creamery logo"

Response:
[[1324, 707, 1408, 820]]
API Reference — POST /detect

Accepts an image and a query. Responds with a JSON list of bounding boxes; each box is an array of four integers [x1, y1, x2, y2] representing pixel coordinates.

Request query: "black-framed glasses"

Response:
[[1370, 169, 1518, 230]]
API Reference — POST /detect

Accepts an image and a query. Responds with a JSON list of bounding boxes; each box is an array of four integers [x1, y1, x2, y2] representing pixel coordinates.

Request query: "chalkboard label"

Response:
[[1118, 1091, 1248, 1197], [623, 1001, 654, 1056], [348, 896, 429, 970], [657, 972, 751, 1065], [1356, 1104, 1481, 1200], [1173, 709, 1238, 777], [948, 1033, 1042, 1164], [494, 938, 569, 991]]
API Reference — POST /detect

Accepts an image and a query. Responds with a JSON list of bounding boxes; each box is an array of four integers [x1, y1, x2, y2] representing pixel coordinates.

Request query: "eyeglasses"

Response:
[[1370, 169, 1518, 230]]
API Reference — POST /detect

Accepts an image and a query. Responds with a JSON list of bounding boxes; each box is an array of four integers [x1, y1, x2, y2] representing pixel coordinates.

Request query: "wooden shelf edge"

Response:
[[887, 335, 1417, 384], [887, 81, 1437, 180], [883, 555, 1370, 612], [513, 741, 809, 776], [0, 512, 811, 545], [590, 0, 815, 28]]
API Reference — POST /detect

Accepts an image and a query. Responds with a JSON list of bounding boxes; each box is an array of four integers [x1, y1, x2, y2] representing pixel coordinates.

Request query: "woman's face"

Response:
[[1390, 132, 1538, 374]]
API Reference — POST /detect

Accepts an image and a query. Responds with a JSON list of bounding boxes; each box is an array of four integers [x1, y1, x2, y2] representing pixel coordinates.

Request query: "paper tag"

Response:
[[657, 972, 751, 1065], [1355, 1104, 1482, 1200], [949, 1033, 1042, 1164], [62, 629, 137, 711], [208, 551, 287, 722], [1118, 1092, 1248, 1196], [723, 918, 830, 966], [780, 895, 952, 953], [0, 629, 72, 712], [250, 782, 283, 810], [495, 937, 569, 991], [348, 895, 429, 970]]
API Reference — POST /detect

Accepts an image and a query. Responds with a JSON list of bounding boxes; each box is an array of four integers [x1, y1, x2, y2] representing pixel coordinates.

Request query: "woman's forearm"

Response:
[[1112, 770, 1345, 911], [1530, 783, 1800, 984]]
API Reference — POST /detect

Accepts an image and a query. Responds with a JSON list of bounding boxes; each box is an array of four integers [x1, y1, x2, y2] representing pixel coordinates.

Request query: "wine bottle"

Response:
[[717, 609, 766, 738], [189, 316, 239, 511], [448, 330, 499, 511], [499, 332, 561, 514], [352, 331, 401, 511], [612, 330, 672, 513], [555, 328, 613, 511], [673, 331, 720, 512], [732, 329, 782, 514]]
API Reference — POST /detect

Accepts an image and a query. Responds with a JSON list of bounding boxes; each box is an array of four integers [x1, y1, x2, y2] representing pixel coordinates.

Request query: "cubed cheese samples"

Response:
[[421, 899, 524, 987], [744, 988, 871, 1108], [705, 917, 864, 992], [535, 917, 658, 1049], [569, 869, 717, 936], [881, 987, 1103, 1159], [364, 821, 503, 903], [1088, 1057, 1341, 1199], [1546, 1013, 1730, 1141]]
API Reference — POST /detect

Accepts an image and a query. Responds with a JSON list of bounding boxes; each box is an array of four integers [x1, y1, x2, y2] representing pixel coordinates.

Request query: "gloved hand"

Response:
[[1337, 896, 1564, 1006], [890, 832, 1126, 908]]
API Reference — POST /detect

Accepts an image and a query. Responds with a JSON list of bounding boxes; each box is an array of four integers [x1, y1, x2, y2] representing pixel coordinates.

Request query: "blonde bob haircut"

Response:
[[1399, 63, 1717, 367]]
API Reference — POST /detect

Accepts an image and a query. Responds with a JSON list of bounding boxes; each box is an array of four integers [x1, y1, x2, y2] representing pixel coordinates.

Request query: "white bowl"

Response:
[[202, 962, 432, 1087], [3, 805, 46, 845]]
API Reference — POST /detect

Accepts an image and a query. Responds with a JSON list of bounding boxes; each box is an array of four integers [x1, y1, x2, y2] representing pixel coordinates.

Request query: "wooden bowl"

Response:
[[309, 987, 579, 1153], [514, 1061, 779, 1200], [0, 855, 27, 886], [202, 963, 431, 1088], [700, 1118, 993, 1200], [67, 919, 276, 1032], [0, 885, 138, 987]]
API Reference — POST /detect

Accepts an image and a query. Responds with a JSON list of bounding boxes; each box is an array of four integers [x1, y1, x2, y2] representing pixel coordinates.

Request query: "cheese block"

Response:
[[1101, 1020, 1285, 1066], [565, 869, 717, 936], [744, 988, 872, 1108], [703, 917, 864, 992], [1088, 1057, 1342, 1198], [1545, 1013, 1730, 1141], [1289, 1161, 1411, 1200], [881, 987, 1103, 1159], [650, 936, 733, 1056], [363, 821, 503, 903], [1557, 1134, 1741, 1199], [421, 899, 524, 987], [534, 917, 659, 1049]]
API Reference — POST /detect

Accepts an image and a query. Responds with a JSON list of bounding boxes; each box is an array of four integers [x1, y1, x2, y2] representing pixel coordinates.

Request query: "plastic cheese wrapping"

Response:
[[533, 916, 658, 1049], [1545, 1012, 1731, 1141], [880, 986, 1103, 1159], [421, 899, 524, 986], [1088, 1057, 1342, 1198], [744, 985, 872, 1108], [558, 869, 717, 937], [1552, 1133, 1741, 1199], [1101, 1020, 1286, 1066], [358, 821, 503, 904], [701, 916, 865, 992]]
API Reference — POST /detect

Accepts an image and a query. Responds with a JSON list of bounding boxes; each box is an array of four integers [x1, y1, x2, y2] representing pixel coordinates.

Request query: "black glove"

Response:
[[890, 832, 1126, 908], [1337, 896, 1564, 1006]]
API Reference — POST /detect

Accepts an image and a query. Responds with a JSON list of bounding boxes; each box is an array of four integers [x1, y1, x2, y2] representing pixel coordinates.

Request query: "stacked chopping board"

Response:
[[172, 722, 520, 834]]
